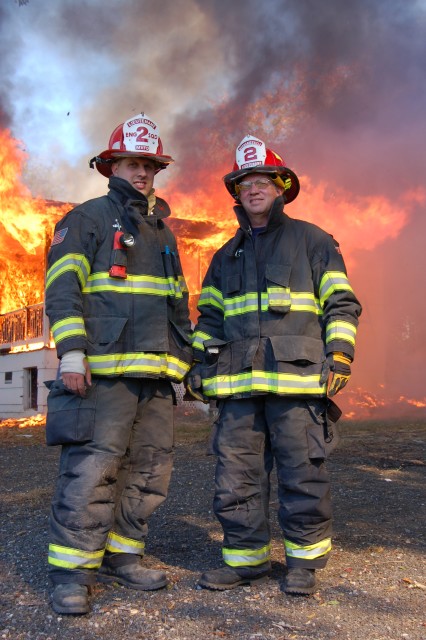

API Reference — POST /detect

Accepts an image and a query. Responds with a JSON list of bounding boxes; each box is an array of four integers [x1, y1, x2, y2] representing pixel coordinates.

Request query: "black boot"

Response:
[[198, 563, 271, 590], [98, 553, 167, 591], [282, 568, 316, 595], [50, 583, 89, 615]]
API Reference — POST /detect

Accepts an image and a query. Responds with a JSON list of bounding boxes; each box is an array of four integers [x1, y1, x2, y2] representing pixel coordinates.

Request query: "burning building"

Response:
[[1, 117, 426, 421]]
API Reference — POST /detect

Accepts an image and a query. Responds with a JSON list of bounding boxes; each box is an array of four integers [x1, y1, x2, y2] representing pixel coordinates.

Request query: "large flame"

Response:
[[1, 127, 426, 421], [0, 129, 70, 313]]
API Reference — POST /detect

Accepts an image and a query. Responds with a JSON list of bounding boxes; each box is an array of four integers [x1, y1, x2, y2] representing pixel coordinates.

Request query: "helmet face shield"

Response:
[[223, 134, 300, 204], [90, 113, 174, 177]]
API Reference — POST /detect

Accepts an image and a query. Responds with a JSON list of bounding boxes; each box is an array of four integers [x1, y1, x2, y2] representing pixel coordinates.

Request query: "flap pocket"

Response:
[[265, 263, 291, 287], [269, 335, 325, 364], [169, 320, 192, 346], [226, 274, 241, 294], [85, 316, 127, 345], [45, 379, 97, 446]]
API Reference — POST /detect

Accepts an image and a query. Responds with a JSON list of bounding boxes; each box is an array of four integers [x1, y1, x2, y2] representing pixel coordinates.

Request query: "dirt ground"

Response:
[[0, 409, 425, 640]]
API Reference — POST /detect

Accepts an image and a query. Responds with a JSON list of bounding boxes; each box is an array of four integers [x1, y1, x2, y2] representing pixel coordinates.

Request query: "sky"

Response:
[[1, 0, 426, 416]]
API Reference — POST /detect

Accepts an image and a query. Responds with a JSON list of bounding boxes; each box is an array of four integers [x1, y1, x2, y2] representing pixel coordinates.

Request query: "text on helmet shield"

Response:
[[122, 114, 160, 154], [235, 134, 267, 169]]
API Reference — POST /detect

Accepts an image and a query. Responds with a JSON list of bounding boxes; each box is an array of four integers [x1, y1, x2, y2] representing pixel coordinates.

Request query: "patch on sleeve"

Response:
[[51, 227, 68, 246]]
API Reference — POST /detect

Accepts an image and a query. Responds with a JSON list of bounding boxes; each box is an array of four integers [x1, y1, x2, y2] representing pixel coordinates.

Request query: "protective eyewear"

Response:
[[236, 178, 274, 192]]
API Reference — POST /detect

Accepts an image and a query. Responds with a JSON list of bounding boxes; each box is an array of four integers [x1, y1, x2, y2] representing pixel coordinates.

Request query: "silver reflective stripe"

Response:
[[285, 537, 332, 560], [222, 544, 271, 567], [106, 532, 145, 555], [48, 544, 103, 569]]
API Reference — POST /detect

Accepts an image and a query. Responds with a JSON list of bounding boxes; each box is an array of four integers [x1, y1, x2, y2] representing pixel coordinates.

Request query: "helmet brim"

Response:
[[91, 149, 174, 177], [223, 165, 300, 204]]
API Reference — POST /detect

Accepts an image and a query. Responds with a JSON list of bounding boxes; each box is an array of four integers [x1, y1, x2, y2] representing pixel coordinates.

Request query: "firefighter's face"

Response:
[[238, 172, 283, 228], [111, 157, 156, 195]]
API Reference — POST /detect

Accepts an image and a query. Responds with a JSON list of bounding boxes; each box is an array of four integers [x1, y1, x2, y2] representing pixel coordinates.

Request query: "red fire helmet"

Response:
[[89, 113, 174, 178], [223, 134, 300, 204]]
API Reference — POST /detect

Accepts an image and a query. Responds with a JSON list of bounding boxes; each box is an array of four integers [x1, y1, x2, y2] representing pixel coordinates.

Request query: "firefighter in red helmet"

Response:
[[45, 114, 192, 614], [187, 134, 362, 595]]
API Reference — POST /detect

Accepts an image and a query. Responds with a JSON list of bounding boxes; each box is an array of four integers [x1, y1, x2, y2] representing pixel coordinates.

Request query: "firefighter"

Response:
[[187, 135, 362, 595], [45, 113, 192, 614]]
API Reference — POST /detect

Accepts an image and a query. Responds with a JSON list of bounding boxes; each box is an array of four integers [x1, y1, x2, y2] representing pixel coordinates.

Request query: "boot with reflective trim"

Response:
[[51, 583, 89, 615], [198, 562, 271, 590], [282, 568, 316, 595], [97, 556, 167, 591]]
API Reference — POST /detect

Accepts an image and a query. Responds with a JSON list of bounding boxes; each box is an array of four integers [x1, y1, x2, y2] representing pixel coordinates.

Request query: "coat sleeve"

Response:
[[45, 207, 98, 358], [191, 252, 226, 361], [311, 231, 362, 361]]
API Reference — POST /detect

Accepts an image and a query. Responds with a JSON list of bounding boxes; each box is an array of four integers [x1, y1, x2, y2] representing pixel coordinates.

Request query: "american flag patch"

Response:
[[51, 227, 68, 246]]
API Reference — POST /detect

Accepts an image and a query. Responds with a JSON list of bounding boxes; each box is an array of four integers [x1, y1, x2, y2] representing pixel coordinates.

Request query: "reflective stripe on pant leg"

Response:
[[212, 397, 272, 561], [284, 537, 332, 563], [48, 544, 104, 570], [105, 531, 145, 555], [223, 543, 271, 568], [266, 396, 333, 568], [112, 379, 174, 544]]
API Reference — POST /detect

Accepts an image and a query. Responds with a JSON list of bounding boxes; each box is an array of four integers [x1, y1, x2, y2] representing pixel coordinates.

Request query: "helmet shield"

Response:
[[90, 113, 174, 177]]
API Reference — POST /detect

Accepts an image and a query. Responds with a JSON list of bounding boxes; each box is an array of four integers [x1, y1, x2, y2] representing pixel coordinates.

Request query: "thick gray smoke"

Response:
[[1, 0, 425, 417]]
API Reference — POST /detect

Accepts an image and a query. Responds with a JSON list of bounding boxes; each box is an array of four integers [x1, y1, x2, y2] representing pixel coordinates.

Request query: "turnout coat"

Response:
[[192, 196, 362, 399]]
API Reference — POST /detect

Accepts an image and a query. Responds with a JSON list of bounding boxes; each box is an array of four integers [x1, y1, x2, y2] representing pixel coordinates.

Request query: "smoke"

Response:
[[1, 0, 426, 416], [2, 1, 425, 200]]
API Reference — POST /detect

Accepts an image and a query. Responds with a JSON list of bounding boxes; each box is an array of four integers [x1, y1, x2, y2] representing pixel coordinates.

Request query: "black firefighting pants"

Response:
[[48, 377, 174, 585], [211, 396, 334, 569]]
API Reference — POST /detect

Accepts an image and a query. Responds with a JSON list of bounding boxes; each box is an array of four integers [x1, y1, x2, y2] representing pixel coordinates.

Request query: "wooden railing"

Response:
[[0, 304, 45, 346]]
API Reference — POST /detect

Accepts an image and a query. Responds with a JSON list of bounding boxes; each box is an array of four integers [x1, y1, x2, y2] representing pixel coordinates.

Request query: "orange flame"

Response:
[[0, 129, 71, 313]]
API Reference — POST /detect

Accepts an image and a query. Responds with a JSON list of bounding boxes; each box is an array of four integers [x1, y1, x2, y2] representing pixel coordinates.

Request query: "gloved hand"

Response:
[[183, 364, 209, 404], [320, 352, 352, 397]]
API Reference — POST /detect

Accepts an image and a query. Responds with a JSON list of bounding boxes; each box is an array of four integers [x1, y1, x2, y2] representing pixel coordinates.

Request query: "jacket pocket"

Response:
[[265, 264, 292, 313], [44, 379, 98, 446], [169, 320, 193, 366], [85, 316, 128, 351], [269, 335, 325, 364]]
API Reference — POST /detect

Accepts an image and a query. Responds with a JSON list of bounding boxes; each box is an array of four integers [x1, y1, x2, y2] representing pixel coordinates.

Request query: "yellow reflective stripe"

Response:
[[202, 371, 326, 397], [223, 544, 271, 567], [192, 330, 213, 352], [284, 537, 332, 560], [197, 286, 224, 312], [83, 272, 186, 297], [87, 352, 190, 381], [326, 320, 357, 346], [224, 292, 258, 318], [106, 531, 145, 555], [319, 271, 353, 306], [220, 291, 323, 318], [51, 316, 86, 344], [48, 544, 104, 569], [46, 253, 90, 290]]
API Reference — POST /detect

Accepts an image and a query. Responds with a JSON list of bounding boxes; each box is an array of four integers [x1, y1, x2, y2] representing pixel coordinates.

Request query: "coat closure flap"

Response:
[[269, 335, 325, 363]]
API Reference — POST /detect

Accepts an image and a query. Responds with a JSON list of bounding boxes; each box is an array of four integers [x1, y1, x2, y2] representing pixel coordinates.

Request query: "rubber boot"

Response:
[[50, 583, 89, 615], [282, 568, 316, 595], [198, 562, 271, 590], [97, 554, 167, 591]]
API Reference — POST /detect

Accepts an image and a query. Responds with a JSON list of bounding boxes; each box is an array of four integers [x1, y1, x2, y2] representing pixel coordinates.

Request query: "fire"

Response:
[[0, 129, 70, 314], [1, 129, 426, 421], [0, 414, 46, 429]]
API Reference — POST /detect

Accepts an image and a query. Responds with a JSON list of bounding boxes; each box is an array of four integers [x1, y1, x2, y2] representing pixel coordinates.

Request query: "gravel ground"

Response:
[[0, 411, 425, 640]]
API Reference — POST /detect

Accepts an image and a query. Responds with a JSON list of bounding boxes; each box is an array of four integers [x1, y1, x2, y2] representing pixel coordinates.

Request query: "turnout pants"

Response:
[[212, 396, 334, 570], [48, 377, 174, 585]]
